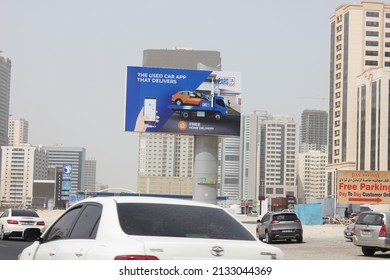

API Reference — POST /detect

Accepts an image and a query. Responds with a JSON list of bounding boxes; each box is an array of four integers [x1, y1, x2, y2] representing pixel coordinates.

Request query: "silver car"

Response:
[[256, 212, 303, 244], [353, 211, 390, 256]]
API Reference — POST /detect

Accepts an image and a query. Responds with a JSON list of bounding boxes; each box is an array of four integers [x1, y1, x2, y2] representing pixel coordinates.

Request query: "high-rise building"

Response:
[[0, 55, 12, 148], [84, 159, 97, 192], [8, 115, 29, 146], [327, 0, 390, 195], [241, 112, 298, 205], [300, 110, 328, 153], [138, 48, 231, 196], [297, 150, 327, 200], [0, 145, 47, 207], [44, 146, 86, 192], [241, 111, 270, 201]]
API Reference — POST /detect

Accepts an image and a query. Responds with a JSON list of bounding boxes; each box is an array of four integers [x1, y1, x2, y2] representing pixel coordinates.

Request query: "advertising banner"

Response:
[[337, 170, 390, 204], [124, 66, 241, 136], [62, 163, 73, 180]]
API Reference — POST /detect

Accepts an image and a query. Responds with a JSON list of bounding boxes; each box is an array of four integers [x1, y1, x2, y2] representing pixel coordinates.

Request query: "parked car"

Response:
[[256, 212, 303, 244], [0, 209, 45, 240], [247, 210, 258, 217], [171, 90, 203, 106], [19, 196, 284, 260], [344, 223, 355, 241], [353, 211, 390, 256]]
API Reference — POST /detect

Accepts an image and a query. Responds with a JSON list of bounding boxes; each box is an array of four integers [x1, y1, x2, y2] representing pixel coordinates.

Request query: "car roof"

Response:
[[73, 196, 223, 209]]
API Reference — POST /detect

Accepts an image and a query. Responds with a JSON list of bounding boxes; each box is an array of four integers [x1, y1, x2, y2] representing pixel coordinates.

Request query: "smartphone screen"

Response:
[[144, 97, 157, 123]]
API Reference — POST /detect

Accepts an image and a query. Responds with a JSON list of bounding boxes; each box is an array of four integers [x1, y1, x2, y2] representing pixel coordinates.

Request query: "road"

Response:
[[0, 239, 32, 260]]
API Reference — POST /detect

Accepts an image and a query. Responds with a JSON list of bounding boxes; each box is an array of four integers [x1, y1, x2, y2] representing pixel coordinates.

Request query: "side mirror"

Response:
[[23, 228, 42, 242], [257, 219, 261, 223]]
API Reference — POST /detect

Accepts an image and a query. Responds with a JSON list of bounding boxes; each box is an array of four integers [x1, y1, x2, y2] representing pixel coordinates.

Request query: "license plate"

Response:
[[21, 221, 34, 225], [282, 230, 293, 233], [346, 233, 352, 236], [362, 230, 371, 236]]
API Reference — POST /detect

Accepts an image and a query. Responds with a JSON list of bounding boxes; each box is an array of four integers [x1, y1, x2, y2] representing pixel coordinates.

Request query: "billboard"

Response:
[[337, 170, 390, 204], [124, 66, 241, 136]]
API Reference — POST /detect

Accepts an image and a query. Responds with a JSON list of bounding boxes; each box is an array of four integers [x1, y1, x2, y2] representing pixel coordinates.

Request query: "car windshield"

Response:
[[117, 203, 255, 241], [356, 213, 383, 226], [11, 209, 39, 217], [272, 213, 298, 222]]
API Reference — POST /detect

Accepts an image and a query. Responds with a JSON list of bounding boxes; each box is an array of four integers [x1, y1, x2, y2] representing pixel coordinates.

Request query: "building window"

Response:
[[385, 62, 390, 67], [387, 13, 390, 18], [386, 33, 390, 38], [386, 42, 390, 48], [366, 41, 379, 46], [366, 11, 379, 17], [386, 23, 390, 28], [366, 21, 379, 27], [366, 31, 379, 37], [366, 50, 378, 56], [386, 52, 390, 57], [365, 60, 378, 66]]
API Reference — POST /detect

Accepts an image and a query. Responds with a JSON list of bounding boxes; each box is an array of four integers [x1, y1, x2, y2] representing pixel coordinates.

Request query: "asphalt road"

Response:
[[0, 239, 32, 260]]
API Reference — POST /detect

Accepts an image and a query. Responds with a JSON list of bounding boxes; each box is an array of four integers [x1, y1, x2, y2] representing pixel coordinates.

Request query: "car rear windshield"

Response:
[[356, 213, 383, 226], [11, 209, 39, 217], [272, 213, 299, 222], [117, 203, 255, 241]]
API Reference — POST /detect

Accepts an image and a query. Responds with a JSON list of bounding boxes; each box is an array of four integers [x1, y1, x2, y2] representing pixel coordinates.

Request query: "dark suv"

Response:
[[353, 211, 390, 256], [256, 212, 303, 244]]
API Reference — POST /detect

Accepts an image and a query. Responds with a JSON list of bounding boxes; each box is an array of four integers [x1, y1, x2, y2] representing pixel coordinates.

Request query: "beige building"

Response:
[[8, 115, 29, 146], [0, 145, 47, 207], [327, 0, 390, 196], [297, 150, 327, 200]]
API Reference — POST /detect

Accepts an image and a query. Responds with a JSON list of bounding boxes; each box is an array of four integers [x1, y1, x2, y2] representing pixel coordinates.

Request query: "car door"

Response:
[[33, 205, 83, 259], [258, 213, 270, 238], [53, 204, 102, 260]]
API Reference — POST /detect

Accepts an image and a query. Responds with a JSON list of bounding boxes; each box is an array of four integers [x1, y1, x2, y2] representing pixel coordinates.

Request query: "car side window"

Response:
[[69, 204, 101, 239], [44, 206, 82, 242], [1, 210, 8, 217], [261, 213, 269, 223]]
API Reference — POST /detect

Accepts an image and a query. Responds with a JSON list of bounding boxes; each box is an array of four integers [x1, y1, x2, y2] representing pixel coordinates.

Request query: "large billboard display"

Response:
[[337, 170, 390, 204], [124, 66, 241, 136]]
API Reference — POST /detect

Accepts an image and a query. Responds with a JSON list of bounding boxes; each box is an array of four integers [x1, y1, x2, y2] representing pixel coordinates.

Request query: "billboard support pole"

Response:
[[192, 135, 218, 204]]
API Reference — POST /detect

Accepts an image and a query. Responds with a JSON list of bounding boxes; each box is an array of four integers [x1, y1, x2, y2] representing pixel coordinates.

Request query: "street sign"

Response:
[[337, 170, 390, 204]]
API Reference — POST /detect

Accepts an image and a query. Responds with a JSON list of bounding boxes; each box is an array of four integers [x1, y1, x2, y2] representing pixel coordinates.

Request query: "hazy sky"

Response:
[[1, 0, 349, 190]]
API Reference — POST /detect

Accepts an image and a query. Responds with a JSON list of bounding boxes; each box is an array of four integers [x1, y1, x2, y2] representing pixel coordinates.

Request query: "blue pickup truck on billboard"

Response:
[[124, 66, 241, 137]]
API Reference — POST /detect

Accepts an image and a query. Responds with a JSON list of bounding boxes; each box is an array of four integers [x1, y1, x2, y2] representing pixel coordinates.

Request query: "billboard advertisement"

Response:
[[337, 170, 390, 204], [124, 66, 241, 136]]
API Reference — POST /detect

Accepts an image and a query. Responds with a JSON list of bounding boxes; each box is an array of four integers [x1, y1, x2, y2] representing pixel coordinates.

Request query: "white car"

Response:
[[19, 196, 285, 260], [0, 209, 45, 240]]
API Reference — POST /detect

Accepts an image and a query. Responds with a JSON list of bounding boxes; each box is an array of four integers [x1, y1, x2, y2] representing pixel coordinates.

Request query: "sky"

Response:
[[1, 0, 350, 191]]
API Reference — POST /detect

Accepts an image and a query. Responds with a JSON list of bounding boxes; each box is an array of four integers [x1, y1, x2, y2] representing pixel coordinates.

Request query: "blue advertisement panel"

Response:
[[62, 163, 73, 180], [124, 66, 241, 136], [61, 180, 72, 191]]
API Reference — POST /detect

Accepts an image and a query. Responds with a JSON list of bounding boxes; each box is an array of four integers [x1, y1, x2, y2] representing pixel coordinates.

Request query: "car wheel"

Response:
[[0, 226, 8, 240], [175, 99, 183, 106], [296, 237, 303, 243], [214, 112, 222, 121], [362, 247, 376, 257], [265, 231, 272, 244]]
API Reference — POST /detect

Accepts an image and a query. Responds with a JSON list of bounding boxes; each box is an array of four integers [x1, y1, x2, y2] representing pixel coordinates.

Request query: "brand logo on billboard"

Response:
[[62, 163, 73, 180], [217, 77, 236, 87], [178, 121, 187, 131]]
